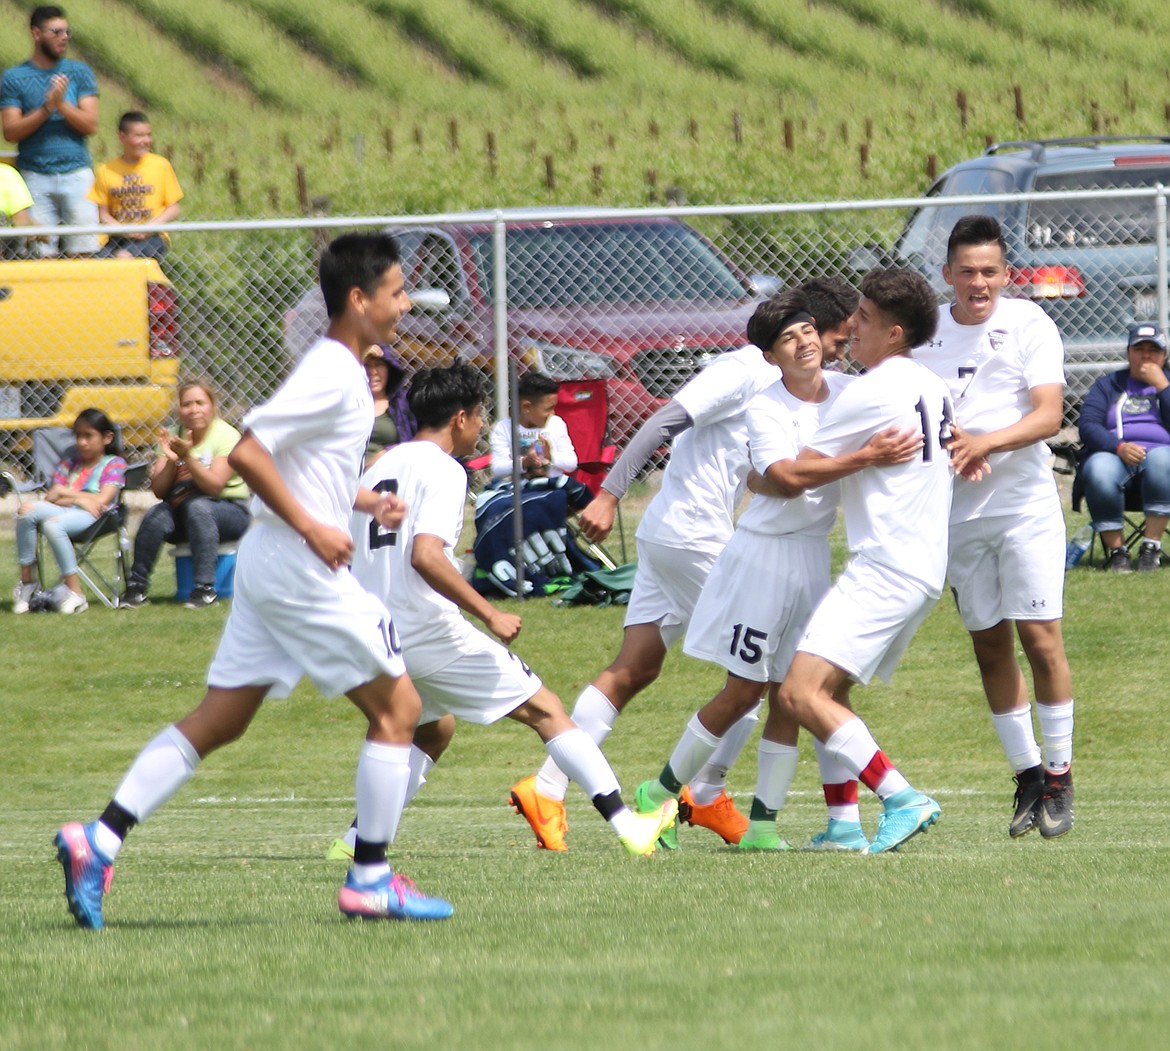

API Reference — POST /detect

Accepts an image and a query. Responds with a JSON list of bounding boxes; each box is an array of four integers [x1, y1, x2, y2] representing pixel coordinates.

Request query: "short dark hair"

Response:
[[860, 268, 939, 350], [802, 276, 859, 334], [118, 111, 149, 133], [517, 371, 558, 401], [31, 6, 65, 29], [946, 215, 1008, 263], [318, 233, 401, 319], [73, 407, 123, 457], [746, 288, 811, 353], [408, 362, 488, 430]]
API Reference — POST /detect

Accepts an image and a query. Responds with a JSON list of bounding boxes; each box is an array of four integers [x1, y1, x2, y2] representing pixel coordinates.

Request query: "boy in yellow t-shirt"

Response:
[[89, 111, 183, 260]]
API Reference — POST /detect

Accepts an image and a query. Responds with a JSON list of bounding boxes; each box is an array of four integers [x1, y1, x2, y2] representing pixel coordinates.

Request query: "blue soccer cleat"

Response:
[[338, 869, 453, 921], [864, 789, 941, 855], [55, 821, 113, 930], [802, 818, 870, 853]]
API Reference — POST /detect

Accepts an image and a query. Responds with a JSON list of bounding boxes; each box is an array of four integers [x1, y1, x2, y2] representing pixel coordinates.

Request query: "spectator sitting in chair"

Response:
[[88, 110, 182, 260], [121, 379, 250, 609], [1078, 323, 1170, 573], [489, 371, 578, 482], [12, 407, 126, 615]]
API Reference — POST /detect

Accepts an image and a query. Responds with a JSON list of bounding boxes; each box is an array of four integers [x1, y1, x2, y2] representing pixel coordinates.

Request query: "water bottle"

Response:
[[1065, 524, 1093, 568]]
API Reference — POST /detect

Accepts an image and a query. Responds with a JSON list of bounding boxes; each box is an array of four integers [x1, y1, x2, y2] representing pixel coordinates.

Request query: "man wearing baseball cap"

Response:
[[1078, 323, 1170, 572]]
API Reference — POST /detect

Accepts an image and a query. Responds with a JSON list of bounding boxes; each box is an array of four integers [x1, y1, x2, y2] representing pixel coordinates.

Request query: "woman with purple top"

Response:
[[363, 345, 416, 468], [1078, 323, 1170, 572]]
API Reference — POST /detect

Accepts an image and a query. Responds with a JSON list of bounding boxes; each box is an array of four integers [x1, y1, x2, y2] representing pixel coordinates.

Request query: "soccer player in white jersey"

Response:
[[916, 215, 1075, 839], [54, 234, 454, 928], [635, 295, 923, 851], [509, 284, 861, 852], [334, 362, 678, 858], [777, 268, 955, 854]]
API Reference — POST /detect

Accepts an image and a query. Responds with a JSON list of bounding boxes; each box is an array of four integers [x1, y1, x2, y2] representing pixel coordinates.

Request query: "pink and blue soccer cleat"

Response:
[[54, 822, 114, 930], [338, 869, 453, 921]]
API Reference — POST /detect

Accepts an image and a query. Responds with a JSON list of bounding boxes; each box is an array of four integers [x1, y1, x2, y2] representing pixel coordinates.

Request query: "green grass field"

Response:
[[1, 514, 1169, 1050]]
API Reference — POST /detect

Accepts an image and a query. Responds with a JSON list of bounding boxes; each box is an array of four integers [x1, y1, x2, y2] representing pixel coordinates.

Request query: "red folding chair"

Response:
[[555, 380, 626, 563]]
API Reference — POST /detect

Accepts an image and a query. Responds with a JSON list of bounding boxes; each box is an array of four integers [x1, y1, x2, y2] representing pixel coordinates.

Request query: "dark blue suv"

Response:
[[877, 137, 1170, 417]]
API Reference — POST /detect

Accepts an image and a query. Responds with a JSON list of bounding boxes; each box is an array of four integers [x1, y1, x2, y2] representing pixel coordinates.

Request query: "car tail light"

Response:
[[1114, 156, 1170, 166], [1011, 266, 1086, 299], [148, 281, 180, 357]]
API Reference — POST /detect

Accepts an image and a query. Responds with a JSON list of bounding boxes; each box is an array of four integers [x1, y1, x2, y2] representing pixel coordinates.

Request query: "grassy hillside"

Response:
[[4, 0, 1170, 218]]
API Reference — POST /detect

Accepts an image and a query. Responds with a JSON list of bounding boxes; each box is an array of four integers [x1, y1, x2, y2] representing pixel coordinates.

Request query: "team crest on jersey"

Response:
[[988, 330, 1007, 352]]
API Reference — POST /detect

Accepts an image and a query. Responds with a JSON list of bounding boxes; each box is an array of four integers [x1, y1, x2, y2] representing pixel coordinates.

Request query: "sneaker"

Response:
[[12, 581, 36, 614], [619, 798, 679, 857], [120, 585, 149, 609], [54, 822, 113, 930], [679, 786, 749, 845], [634, 780, 678, 850], [183, 585, 218, 609], [863, 789, 941, 855], [1137, 540, 1161, 572], [338, 868, 453, 921], [1103, 546, 1133, 573], [1038, 768, 1075, 839], [326, 837, 355, 861], [55, 589, 88, 614], [737, 827, 791, 851], [508, 775, 568, 851], [802, 818, 870, 853], [1009, 764, 1045, 838]]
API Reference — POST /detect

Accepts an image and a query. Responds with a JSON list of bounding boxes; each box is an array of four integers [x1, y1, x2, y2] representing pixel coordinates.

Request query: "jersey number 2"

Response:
[[368, 478, 399, 550]]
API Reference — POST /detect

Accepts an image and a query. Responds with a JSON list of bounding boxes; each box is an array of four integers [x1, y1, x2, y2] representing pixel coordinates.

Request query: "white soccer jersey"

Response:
[[243, 336, 372, 535], [636, 346, 780, 554], [737, 371, 854, 537], [918, 296, 1065, 522], [350, 439, 472, 676], [808, 355, 954, 595], [488, 414, 577, 479]]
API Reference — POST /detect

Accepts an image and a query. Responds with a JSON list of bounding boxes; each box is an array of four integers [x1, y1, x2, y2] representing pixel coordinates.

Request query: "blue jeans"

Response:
[[21, 167, 100, 255], [96, 234, 168, 260], [1082, 446, 1170, 532], [16, 502, 99, 577], [129, 496, 251, 591]]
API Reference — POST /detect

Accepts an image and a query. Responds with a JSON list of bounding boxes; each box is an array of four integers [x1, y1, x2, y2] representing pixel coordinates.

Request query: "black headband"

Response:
[[778, 310, 816, 334]]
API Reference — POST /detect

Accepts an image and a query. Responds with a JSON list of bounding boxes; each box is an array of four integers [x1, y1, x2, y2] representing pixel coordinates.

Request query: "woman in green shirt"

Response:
[[121, 380, 251, 608]]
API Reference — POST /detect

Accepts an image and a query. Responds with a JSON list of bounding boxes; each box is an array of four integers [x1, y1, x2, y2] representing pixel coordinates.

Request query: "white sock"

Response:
[[754, 739, 799, 812], [405, 744, 436, 807], [544, 728, 619, 799], [813, 738, 860, 823], [824, 718, 909, 800], [535, 685, 618, 800], [1037, 699, 1074, 773], [666, 713, 722, 787], [692, 703, 760, 805], [353, 740, 410, 882], [108, 725, 201, 856], [991, 704, 1042, 772]]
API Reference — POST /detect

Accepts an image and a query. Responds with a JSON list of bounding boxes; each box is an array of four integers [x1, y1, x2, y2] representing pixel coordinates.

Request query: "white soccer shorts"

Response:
[[624, 538, 719, 648], [798, 555, 937, 686], [685, 529, 830, 683], [208, 526, 407, 699], [410, 626, 544, 726], [947, 509, 1065, 631]]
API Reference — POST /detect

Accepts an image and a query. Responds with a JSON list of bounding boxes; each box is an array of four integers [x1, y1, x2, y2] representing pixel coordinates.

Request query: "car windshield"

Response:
[[1026, 167, 1170, 248], [468, 222, 750, 307]]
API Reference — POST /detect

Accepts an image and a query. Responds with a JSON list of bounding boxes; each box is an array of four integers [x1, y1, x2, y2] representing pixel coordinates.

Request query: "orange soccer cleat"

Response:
[[678, 786, 749, 845], [509, 775, 569, 851]]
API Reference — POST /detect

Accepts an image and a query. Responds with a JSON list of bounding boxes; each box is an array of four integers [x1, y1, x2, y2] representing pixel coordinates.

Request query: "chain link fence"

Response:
[[3, 187, 1169, 474]]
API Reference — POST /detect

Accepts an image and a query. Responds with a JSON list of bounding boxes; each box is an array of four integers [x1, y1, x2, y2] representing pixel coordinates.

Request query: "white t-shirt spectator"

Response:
[[488, 413, 578, 480]]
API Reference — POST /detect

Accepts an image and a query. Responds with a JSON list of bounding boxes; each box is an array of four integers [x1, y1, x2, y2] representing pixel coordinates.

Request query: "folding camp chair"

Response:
[[2, 427, 150, 608], [554, 379, 627, 565], [1069, 445, 1151, 567]]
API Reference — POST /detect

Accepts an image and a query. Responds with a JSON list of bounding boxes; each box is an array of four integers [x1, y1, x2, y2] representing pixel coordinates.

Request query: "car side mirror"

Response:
[[748, 274, 781, 297], [411, 287, 452, 314]]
